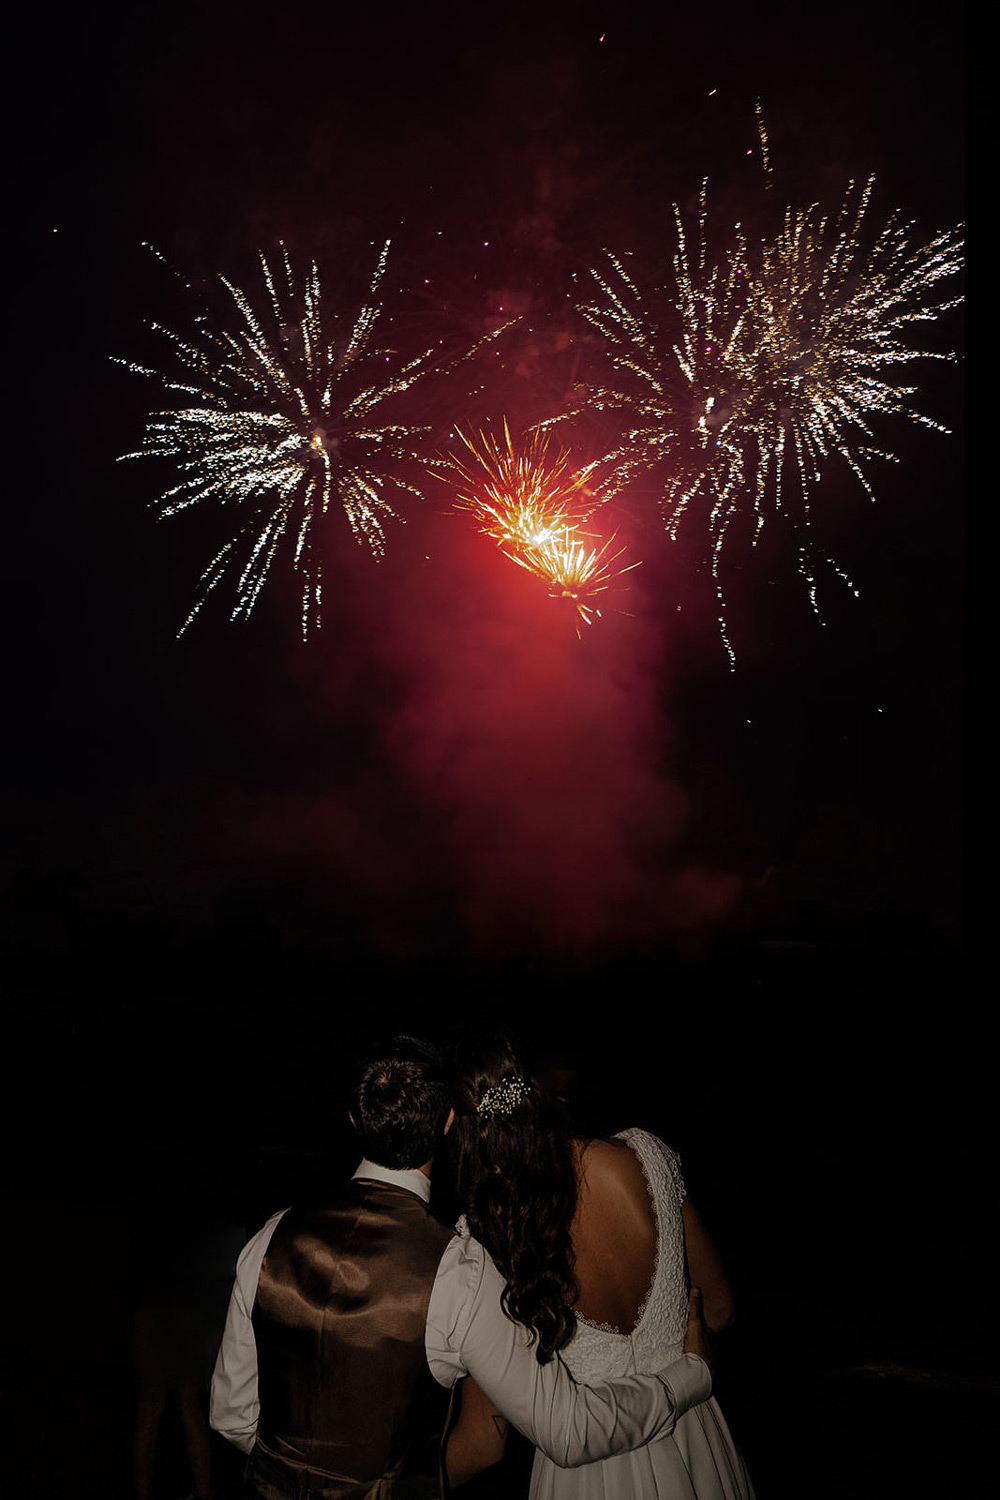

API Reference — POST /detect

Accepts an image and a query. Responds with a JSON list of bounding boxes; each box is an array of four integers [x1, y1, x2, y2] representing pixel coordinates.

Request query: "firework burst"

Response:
[[446, 419, 595, 547], [507, 526, 633, 631], [116, 241, 500, 636], [562, 178, 963, 660], [440, 421, 635, 629]]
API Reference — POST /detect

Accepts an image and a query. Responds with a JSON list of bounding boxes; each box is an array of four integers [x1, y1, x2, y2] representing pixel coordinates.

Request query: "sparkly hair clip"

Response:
[[476, 1074, 532, 1119]]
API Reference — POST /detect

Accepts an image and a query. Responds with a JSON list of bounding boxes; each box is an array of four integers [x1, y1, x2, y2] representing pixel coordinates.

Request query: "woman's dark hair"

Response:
[[447, 1027, 580, 1363], [351, 1035, 451, 1170]]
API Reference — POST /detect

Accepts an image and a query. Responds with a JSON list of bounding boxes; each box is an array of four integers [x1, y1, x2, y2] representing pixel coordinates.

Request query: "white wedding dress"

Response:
[[529, 1129, 755, 1500]]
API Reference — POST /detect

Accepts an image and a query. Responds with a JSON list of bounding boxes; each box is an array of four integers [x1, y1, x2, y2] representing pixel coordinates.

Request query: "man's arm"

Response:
[[427, 1234, 712, 1469], [445, 1375, 509, 1488], [209, 1211, 286, 1455], [683, 1197, 736, 1333]]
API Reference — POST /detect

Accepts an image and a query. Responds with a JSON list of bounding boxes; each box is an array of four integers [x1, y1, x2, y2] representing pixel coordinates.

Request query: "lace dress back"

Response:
[[561, 1129, 688, 1382], [528, 1127, 755, 1499]]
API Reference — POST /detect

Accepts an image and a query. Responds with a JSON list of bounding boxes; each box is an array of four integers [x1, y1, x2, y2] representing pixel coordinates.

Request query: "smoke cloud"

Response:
[[362, 513, 743, 957]]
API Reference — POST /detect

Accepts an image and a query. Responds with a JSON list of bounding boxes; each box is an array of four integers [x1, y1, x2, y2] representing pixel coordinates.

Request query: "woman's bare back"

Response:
[[569, 1138, 659, 1332]]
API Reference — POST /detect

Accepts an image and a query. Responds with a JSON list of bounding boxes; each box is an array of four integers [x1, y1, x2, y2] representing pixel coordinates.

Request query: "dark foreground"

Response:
[[5, 943, 991, 1498]]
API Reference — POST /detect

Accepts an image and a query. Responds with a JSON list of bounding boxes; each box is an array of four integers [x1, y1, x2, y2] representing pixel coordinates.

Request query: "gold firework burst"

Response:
[[116, 242, 500, 636], [440, 420, 635, 628], [563, 177, 962, 660]]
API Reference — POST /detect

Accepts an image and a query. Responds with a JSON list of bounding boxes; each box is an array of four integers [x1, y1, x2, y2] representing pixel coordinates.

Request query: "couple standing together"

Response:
[[211, 1030, 755, 1499]]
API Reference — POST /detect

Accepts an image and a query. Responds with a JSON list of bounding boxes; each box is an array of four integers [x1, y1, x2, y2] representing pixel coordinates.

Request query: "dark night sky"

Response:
[[7, 0, 971, 1162], [8, 1, 965, 991], [3, 7, 988, 1498]]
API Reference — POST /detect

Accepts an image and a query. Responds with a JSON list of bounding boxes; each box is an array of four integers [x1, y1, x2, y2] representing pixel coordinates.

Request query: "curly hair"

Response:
[[447, 1027, 580, 1363]]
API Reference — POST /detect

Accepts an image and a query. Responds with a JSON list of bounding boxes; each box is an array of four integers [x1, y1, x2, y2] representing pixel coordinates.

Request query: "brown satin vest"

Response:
[[247, 1179, 456, 1500]]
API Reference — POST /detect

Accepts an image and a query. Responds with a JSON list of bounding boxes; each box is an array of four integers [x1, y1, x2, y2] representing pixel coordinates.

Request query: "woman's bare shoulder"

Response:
[[575, 1137, 652, 1204], [574, 1134, 627, 1163], [571, 1138, 658, 1300]]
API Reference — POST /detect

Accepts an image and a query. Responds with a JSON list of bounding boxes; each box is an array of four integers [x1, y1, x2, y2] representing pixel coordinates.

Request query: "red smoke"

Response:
[[366, 511, 743, 957]]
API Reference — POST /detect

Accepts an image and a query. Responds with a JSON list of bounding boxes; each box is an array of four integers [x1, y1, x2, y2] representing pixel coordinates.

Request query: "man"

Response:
[[211, 1035, 713, 1497]]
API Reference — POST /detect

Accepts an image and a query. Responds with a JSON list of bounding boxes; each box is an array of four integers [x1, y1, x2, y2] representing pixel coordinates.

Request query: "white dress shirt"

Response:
[[210, 1160, 711, 1467]]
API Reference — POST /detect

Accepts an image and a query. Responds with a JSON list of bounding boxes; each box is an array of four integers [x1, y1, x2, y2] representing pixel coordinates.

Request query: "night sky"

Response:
[[4, 4, 982, 1496]]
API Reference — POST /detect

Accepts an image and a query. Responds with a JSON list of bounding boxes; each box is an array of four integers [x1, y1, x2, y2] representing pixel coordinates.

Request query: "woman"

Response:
[[444, 1029, 754, 1499]]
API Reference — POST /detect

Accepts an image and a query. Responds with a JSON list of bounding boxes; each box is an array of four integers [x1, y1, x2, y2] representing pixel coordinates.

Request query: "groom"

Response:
[[210, 1034, 713, 1497]]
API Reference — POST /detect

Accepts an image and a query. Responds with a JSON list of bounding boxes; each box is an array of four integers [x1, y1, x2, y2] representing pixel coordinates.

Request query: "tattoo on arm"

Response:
[[491, 1413, 509, 1441]]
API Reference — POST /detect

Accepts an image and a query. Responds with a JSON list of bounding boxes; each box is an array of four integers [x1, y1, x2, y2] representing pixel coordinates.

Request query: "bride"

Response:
[[443, 1029, 754, 1499]]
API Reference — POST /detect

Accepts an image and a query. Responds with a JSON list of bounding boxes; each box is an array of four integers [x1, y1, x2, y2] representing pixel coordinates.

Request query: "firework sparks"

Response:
[[508, 526, 633, 630], [446, 419, 595, 547], [440, 421, 635, 628], [563, 178, 963, 661], [116, 242, 501, 636]]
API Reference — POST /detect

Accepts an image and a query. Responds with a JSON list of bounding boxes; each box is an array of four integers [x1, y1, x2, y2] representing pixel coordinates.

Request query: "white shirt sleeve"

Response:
[[425, 1231, 712, 1468], [209, 1210, 287, 1455]]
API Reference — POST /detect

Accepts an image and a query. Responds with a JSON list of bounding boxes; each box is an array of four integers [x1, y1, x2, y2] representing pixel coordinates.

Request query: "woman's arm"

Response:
[[682, 1197, 736, 1334], [427, 1236, 712, 1469], [445, 1376, 509, 1487]]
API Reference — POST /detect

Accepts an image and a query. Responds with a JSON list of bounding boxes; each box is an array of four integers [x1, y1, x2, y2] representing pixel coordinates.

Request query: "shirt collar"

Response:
[[352, 1159, 432, 1203]]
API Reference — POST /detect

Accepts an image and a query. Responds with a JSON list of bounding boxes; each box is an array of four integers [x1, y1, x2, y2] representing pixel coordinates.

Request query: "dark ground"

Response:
[[4, 937, 991, 1500]]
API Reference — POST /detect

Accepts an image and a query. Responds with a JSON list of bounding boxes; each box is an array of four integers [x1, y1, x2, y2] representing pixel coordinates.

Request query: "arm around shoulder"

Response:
[[437, 1236, 711, 1469]]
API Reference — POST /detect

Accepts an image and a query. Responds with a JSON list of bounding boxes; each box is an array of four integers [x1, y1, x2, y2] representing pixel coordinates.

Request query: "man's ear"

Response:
[[443, 1107, 456, 1135]]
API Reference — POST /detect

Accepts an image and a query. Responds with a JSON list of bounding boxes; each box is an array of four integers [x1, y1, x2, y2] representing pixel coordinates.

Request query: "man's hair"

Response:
[[351, 1034, 451, 1170]]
